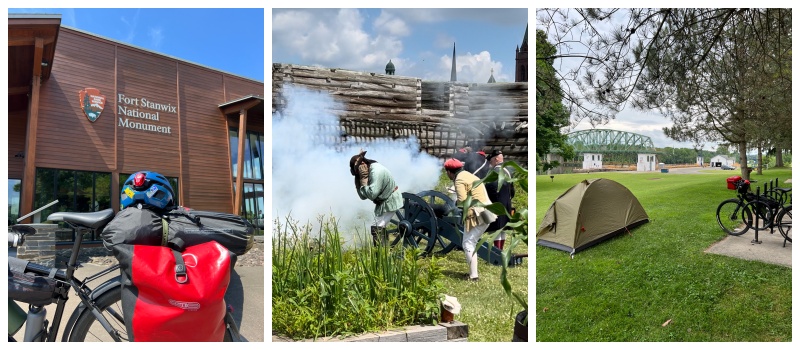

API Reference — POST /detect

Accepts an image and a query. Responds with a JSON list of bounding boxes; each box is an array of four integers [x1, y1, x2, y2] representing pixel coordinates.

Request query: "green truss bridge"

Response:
[[566, 129, 658, 154]]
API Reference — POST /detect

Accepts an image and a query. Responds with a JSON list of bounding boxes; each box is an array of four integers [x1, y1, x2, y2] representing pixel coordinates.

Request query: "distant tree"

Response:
[[537, 8, 791, 179], [536, 29, 574, 172]]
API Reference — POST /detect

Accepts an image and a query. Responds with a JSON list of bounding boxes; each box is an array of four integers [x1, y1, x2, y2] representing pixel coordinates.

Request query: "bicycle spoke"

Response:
[[717, 199, 749, 236], [778, 206, 792, 242]]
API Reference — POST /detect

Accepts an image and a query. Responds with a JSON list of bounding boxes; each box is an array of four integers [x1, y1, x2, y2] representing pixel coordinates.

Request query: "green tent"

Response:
[[537, 178, 649, 255]]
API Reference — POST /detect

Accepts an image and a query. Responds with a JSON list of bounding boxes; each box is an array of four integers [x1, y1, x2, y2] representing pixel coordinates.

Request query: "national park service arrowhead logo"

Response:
[[79, 88, 106, 122]]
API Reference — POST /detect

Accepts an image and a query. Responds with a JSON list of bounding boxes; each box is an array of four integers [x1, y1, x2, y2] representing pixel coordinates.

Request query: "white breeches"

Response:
[[373, 211, 395, 227]]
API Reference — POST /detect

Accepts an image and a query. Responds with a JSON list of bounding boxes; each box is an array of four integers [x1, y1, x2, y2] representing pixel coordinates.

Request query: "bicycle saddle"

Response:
[[47, 209, 115, 230]]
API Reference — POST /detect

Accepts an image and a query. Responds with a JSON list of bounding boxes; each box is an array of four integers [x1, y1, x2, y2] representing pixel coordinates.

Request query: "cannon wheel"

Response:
[[386, 192, 438, 255], [416, 190, 461, 255]]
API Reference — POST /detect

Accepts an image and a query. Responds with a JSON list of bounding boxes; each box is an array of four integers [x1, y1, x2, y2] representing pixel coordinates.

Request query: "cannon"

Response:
[[385, 190, 524, 266]]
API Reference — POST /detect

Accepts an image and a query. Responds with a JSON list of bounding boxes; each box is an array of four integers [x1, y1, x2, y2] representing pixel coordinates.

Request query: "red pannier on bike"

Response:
[[102, 207, 254, 342], [726, 176, 742, 190], [119, 241, 231, 341], [726, 175, 750, 193]]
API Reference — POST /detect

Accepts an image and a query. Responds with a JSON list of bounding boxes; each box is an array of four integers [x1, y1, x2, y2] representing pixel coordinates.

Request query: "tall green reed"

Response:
[[273, 215, 444, 340]]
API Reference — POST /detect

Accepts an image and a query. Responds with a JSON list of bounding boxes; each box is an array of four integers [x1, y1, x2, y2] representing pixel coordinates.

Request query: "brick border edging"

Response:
[[273, 321, 469, 342]]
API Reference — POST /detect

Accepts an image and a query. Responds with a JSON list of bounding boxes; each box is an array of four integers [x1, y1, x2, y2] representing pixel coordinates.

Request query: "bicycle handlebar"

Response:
[[9, 230, 23, 247]]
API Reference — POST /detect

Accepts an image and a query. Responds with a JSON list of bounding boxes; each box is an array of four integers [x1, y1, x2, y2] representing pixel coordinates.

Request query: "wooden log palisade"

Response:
[[273, 63, 528, 164]]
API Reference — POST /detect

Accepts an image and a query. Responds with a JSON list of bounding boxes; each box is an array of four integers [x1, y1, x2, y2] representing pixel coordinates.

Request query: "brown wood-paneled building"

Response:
[[8, 14, 265, 241]]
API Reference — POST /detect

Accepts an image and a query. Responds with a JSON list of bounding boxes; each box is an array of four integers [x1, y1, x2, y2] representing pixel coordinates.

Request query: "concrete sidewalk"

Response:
[[705, 228, 792, 268], [13, 262, 264, 342]]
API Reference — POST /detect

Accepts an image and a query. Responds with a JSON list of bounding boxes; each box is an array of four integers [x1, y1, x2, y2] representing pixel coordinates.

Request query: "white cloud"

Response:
[[120, 9, 141, 45], [434, 33, 456, 50], [148, 27, 163, 49], [431, 51, 507, 83], [542, 8, 721, 152], [273, 9, 401, 73], [62, 9, 77, 27], [373, 11, 410, 37], [272, 9, 519, 82], [387, 8, 526, 26]]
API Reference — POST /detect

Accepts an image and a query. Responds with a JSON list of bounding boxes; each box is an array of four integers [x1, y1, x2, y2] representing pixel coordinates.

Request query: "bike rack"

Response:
[[16, 199, 60, 224], [751, 187, 762, 244]]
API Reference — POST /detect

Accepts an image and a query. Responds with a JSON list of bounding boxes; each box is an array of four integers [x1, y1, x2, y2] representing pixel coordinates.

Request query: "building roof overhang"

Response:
[[8, 14, 62, 111], [218, 95, 264, 116]]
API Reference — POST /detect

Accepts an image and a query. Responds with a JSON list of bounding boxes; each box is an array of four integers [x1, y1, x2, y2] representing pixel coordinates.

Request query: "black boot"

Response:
[[370, 226, 380, 247], [371, 226, 388, 246]]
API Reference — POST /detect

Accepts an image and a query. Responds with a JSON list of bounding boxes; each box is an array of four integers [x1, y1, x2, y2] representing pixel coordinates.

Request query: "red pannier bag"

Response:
[[117, 241, 232, 342], [726, 176, 743, 190], [102, 207, 252, 341]]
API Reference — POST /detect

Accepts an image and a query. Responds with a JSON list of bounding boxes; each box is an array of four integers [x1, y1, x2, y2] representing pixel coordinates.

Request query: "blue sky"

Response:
[[7, 8, 265, 82], [272, 8, 529, 83]]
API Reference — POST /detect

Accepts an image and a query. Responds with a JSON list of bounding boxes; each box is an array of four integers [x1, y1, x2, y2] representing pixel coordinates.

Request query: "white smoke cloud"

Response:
[[272, 85, 443, 244]]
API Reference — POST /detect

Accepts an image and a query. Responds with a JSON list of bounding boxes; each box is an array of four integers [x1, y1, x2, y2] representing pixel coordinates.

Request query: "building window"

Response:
[[229, 128, 264, 180], [230, 128, 264, 226], [119, 173, 180, 209], [233, 182, 264, 230], [8, 179, 22, 225], [34, 169, 112, 243]]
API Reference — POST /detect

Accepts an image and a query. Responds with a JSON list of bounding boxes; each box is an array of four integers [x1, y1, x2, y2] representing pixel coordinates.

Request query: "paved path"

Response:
[[705, 228, 792, 268], [665, 167, 793, 266], [657, 166, 750, 175], [12, 263, 264, 342]]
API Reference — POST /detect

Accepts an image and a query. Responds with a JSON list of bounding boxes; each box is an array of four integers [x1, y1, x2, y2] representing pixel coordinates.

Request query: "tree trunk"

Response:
[[757, 146, 763, 175], [775, 147, 784, 167], [739, 142, 749, 180]]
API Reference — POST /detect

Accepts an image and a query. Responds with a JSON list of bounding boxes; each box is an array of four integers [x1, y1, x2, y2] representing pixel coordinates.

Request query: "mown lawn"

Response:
[[432, 171, 529, 342], [535, 168, 792, 341], [432, 245, 528, 342]]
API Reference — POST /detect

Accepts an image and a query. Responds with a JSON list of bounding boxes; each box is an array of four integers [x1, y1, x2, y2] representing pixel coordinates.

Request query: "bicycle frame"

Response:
[[11, 208, 246, 342], [9, 217, 123, 342]]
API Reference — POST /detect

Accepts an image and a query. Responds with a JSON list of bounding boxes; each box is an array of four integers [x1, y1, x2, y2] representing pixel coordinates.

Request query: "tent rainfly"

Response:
[[537, 178, 649, 255]]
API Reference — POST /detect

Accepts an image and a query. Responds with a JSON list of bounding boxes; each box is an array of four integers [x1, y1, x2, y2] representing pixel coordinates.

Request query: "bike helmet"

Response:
[[121, 171, 175, 210]]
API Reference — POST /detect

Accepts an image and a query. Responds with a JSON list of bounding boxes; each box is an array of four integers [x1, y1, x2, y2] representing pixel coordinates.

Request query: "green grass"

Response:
[[535, 168, 792, 341], [430, 170, 529, 342], [272, 169, 530, 342], [431, 247, 529, 342], [272, 216, 443, 340]]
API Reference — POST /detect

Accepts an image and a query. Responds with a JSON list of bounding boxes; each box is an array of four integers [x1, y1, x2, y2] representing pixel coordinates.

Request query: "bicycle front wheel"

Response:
[[717, 199, 749, 236], [65, 285, 128, 342], [777, 205, 792, 242]]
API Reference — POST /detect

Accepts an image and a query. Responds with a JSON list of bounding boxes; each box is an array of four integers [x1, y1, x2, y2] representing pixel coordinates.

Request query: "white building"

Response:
[[637, 153, 657, 172], [710, 155, 735, 167], [582, 153, 603, 169]]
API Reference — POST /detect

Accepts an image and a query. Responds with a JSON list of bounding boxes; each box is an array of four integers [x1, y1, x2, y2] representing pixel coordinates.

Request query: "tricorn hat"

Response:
[[486, 149, 503, 160]]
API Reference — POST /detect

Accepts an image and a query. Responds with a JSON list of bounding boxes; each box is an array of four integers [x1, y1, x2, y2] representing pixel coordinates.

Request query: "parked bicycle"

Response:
[[8, 209, 125, 341], [8, 209, 243, 342], [775, 205, 791, 246], [716, 177, 791, 244]]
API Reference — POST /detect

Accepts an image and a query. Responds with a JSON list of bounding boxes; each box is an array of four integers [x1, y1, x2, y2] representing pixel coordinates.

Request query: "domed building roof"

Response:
[[385, 59, 395, 75]]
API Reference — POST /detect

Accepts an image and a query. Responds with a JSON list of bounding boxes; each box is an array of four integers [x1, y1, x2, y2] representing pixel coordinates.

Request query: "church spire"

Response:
[[450, 42, 457, 82]]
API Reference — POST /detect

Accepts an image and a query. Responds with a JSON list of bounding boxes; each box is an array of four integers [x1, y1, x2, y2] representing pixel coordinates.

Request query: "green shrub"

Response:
[[272, 215, 444, 340]]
